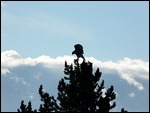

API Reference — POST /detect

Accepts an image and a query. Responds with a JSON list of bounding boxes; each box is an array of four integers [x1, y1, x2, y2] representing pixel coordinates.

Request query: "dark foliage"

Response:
[[18, 101, 37, 112], [57, 60, 116, 112], [18, 59, 127, 112]]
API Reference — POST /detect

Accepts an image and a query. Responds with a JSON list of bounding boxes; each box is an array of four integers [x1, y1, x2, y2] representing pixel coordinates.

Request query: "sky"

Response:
[[1, 1, 149, 112]]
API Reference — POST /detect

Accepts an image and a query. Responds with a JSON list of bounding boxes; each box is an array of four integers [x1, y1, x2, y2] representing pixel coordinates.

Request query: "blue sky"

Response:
[[1, 1, 149, 60], [1, 1, 149, 112]]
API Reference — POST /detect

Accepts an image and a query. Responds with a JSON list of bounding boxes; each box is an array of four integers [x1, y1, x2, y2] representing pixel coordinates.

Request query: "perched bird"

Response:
[[72, 44, 85, 61]]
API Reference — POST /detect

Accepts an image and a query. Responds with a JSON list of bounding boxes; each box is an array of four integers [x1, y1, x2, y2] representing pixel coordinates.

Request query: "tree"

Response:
[[18, 101, 37, 112], [18, 59, 127, 112], [57, 60, 116, 112]]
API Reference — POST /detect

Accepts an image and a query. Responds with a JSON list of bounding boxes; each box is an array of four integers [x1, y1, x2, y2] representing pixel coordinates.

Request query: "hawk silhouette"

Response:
[[72, 44, 85, 61]]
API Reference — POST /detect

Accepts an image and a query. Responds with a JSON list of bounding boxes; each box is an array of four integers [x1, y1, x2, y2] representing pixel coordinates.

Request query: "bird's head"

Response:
[[72, 51, 75, 55]]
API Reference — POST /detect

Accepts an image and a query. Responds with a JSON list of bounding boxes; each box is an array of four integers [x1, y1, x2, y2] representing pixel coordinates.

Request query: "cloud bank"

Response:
[[1, 50, 149, 91]]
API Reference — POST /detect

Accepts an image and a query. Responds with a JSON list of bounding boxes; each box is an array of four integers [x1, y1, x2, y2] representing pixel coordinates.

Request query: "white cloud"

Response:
[[1, 50, 49, 69], [119, 71, 144, 91], [88, 57, 149, 80], [1, 50, 149, 112], [101, 88, 107, 97], [1, 50, 149, 91], [128, 92, 135, 97], [87, 57, 149, 91]]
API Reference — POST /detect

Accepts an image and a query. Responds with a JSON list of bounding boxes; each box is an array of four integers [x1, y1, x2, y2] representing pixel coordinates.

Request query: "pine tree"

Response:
[[18, 59, 127, 112], [18, 100, 37, 112], [57, 60, 116, 112]]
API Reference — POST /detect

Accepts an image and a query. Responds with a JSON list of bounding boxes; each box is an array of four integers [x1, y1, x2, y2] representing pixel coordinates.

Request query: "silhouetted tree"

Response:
[[57, 60, 116, 112], [18, 100, 37, 112], [18, 44, 127, 112], [18, 59, 127, 112]]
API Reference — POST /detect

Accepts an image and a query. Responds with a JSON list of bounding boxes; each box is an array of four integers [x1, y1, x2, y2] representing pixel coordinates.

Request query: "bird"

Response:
[[72, 44, 85, 61]]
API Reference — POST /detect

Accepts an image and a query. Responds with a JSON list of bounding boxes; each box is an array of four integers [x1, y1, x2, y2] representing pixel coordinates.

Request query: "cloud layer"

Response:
[[87, 57, 149, 91], [1, 50, 149, 91], [1, 50, 149, 112]]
